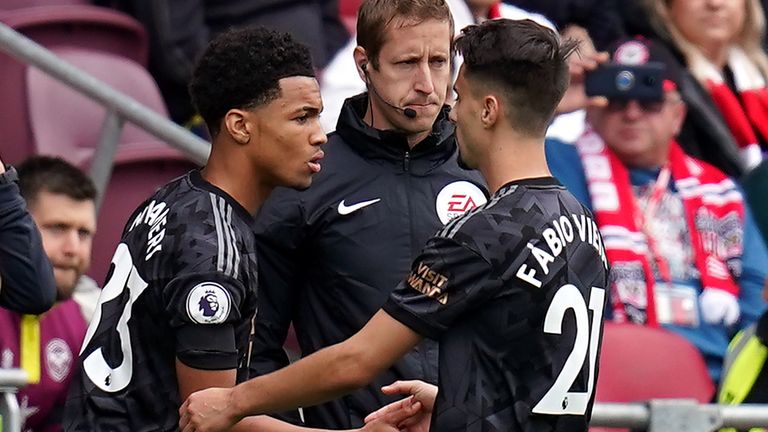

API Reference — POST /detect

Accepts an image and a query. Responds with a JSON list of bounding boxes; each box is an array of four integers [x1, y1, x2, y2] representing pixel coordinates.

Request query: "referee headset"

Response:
[[360, 60, 418, 128]]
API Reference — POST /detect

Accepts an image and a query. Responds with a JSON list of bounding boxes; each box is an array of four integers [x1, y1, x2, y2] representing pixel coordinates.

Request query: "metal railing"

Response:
[[0, 20, 212, 432], [592, 400, 768, 431], [0, 21, 211, 209], [0, 369, 27, 432]]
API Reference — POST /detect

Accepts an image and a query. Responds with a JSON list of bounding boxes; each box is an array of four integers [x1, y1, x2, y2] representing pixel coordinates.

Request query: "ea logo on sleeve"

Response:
[[435, 181, 487, 224], [186, 282, 231, 324]]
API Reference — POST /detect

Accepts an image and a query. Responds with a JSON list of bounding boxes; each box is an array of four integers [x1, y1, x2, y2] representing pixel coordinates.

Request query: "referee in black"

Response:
[[181, 18, 610, 432]]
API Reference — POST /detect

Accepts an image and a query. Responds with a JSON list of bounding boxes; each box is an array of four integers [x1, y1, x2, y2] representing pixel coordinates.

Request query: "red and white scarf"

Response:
[[689, 47, 767, 169], [576, 128, 745, 326]]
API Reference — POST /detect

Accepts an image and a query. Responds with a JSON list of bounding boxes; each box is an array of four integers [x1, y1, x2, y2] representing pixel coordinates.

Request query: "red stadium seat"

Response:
[[0, 5, 148, 164], [0, 6, 196, 282], [0, 0, 89, 9], [591, 322, 715, 432], [25, 47, 195, 282], [93, 158, 194, 284], [26, 48, 178, 166]]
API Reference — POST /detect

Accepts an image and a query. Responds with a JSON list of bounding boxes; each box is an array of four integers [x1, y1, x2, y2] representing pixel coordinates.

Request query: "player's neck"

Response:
[[479, 133, 551, 194], [202, 152, 271, 215]]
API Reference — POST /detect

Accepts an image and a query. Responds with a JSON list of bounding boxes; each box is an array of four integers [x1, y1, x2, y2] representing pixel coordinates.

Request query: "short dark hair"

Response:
[[17, 156, 97, 206], [455, 19, 578, 136], [356, 0, 454, 69], [189, 26, 315, 137]]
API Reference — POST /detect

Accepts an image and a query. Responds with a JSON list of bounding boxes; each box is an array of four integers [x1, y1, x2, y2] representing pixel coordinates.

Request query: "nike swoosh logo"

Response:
[[338, 198, 381, 215]]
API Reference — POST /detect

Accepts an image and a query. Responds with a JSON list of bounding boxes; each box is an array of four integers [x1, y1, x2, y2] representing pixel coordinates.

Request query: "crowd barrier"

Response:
[[592, 399, 768, 431]]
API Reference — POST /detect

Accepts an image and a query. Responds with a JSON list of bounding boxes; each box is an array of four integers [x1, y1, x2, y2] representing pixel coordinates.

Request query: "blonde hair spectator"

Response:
[[646, 0, 768, 169]]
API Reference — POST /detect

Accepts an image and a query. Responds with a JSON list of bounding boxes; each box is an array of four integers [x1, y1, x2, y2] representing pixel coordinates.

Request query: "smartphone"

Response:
[[585, 62, 665, 101]]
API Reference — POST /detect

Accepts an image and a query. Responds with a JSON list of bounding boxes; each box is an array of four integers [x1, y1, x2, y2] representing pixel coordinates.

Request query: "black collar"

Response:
[[334, 93, 457, 165], [188, 169, 254, 223]]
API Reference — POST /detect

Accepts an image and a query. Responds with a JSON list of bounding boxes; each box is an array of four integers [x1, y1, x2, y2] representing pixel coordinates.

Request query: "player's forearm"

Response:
[[227, 311, 422, 421], [234, 416, 358, 432], [229, 341, 374, 420]]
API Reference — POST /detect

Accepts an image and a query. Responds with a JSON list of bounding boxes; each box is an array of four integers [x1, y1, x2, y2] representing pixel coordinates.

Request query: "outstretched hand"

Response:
[[360, 396, 423, 432], [364, 380, 438, 432], [179, 387, 239, 432]]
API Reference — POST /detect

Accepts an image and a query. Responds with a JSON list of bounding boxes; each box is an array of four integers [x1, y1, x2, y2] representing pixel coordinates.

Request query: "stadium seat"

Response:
[[25, 47, 195, 282], [0, 5, 147, 164], [591, 322, 715, 432], [26, 47, 178, 166], [0, 0, 89, 9], [93, 157, 194, 284], [0, 6, 195, 282]]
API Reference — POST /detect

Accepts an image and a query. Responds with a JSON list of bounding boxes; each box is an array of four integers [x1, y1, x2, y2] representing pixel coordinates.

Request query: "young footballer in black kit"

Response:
[[181, 18, 610, 432], [62, 27, 332, 431]]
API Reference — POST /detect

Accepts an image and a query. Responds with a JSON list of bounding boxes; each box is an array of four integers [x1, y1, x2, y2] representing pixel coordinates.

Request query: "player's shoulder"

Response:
[[437, 178, 564, 237], [436, 177, 588, 253], [137, 170, 251, 227], [124, 170, 253, 264]]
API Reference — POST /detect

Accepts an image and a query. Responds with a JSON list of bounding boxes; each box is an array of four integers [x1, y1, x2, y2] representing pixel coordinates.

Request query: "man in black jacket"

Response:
[[248, 0, 488, 428], [0, 155, 55, 314]]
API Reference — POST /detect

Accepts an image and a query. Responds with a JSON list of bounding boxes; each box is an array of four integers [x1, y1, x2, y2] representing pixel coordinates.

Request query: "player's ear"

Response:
[[481, 95, 500, 128], [223, 108, 252, 145]]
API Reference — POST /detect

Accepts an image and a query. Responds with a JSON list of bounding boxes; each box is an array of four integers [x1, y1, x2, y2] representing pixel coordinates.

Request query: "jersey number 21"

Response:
[[532, 285, 605, 415]]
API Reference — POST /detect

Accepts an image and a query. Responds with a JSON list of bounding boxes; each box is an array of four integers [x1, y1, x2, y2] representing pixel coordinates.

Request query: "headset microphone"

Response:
[[362, 63, 418, 119]]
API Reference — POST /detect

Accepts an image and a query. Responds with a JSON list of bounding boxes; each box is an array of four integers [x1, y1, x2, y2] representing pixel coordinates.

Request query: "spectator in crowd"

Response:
[[319, 0, 554, 132], [97, 0, 349, 126], [0, 155, 56, 314], [62, 25, 405, 432], [644, 0, 768, 177], [180, 18, 607, 432], [248, 0, 489, 429], [0, 156, 96, 432], [546, 37, 768, 383]]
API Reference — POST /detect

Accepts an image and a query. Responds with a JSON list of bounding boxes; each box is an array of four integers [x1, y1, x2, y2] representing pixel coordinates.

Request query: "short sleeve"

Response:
[[383, 236, 499, 340], [160, 216, 250, 370]]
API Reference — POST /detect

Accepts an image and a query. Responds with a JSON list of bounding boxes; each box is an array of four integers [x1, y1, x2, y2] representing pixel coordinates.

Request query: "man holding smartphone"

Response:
[[546, 37, 768, 385]]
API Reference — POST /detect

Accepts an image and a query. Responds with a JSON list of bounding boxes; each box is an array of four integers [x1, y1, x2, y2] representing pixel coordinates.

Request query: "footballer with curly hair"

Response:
[[62, 27, 336, 431]]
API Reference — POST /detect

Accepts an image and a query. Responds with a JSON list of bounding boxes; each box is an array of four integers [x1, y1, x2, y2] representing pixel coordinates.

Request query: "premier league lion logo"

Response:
[[199, 290, 220, 317], [186, 282, 231, 324]]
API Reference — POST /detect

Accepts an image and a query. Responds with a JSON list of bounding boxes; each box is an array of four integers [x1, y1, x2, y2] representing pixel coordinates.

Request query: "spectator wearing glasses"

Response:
[[546, 37, 768, 384]]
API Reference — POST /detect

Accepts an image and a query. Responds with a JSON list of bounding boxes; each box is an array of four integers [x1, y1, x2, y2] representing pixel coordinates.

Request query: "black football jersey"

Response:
[[63, 170, 258, 432], [384, 177, 610, 432]]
